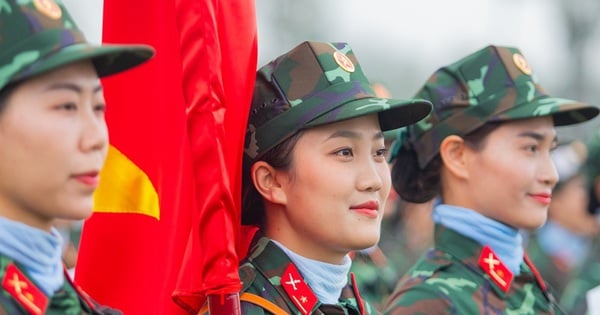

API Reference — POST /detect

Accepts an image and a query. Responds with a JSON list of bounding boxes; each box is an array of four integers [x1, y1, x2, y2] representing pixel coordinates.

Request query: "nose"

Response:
[[542, 152, 559, 188], [357, 158, 385, 192], [80, 106, 108, 154]]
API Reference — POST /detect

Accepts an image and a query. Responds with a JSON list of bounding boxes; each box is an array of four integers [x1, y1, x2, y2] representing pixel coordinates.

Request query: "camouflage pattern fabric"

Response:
[[560, 238, 600, 315], [350, 213, 429, 311], [383, 225, 564, 314], [0, 254, 122, 315], [239, 234, 375, 314], [525, 231, 573, 299], [244, 40, 431, 162], [0, 0, 153, 91], [389, 45, 598, 169], [350, 248, 398, 311]]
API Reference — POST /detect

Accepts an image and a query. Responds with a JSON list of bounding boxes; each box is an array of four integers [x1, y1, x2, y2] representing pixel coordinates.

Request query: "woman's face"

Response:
[[269, 114, 390, 263], [462, 116, 558, 230], [0, 61, 108, 230]]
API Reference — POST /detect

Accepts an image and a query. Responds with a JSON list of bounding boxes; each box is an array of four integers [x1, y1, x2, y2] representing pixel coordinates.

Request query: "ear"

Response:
[[439, 135, 469, 180], [251, 161, 288, 205]]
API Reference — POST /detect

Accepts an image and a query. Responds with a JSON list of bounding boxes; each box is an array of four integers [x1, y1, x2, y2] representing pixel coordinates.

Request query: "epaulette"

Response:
[[2, 262, 48, 315], [478, 245, 513, 292]]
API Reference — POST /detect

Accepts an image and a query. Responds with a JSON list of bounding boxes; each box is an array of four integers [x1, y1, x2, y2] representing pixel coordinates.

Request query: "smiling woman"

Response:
[[0, 0, 153, 314], [232, 41, 432, 315], [383, 45, 599, 315]]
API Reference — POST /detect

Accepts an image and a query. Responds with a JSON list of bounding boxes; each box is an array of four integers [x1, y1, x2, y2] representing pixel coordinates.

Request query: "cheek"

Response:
[[378, 164, 392, 192]]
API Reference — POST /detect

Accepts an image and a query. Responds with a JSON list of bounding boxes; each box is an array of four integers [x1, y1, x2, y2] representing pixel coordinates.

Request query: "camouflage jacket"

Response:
[[383, 225, 564, 314], [0, 254, 121, 315], [240, 235, 375, 315], [560, 238, 600, 315]]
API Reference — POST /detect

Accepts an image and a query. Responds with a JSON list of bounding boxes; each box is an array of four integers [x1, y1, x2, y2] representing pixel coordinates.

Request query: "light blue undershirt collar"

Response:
[[272, 240, 351, 304], [0, 216, 64, 296], [433, 204, 523, 274]]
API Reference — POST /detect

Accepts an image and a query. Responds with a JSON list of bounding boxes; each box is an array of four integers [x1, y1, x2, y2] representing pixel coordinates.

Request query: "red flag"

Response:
[[172, 0, 258, 313], [75, 1, 192, 314]]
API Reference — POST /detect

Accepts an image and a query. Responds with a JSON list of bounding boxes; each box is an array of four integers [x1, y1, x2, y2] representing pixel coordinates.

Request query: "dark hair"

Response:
[[391, 122, 500, 203], [588, 180, 600, 215], [242, 131, 304, 227], [0, 81, 20, 115]]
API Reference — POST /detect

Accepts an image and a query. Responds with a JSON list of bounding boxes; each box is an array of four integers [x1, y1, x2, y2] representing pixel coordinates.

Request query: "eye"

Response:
[[58, 103, 77, 111], [525, 144, 539, 153], [375, 148, 388, 158], [94, 103, 107, 113], [334, 148, 353, 157]]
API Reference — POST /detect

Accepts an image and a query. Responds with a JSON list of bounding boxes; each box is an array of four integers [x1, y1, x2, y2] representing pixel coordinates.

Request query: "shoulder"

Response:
[[384, 284, 452, 314], [384, 249, 484, 313], [239, 261, 291, 315]]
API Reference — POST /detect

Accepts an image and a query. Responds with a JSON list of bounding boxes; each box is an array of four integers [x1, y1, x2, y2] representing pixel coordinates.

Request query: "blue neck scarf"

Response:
[[0, 216, 64, 296], [433, 204, 523, 274], [272, 240, 351, 304]]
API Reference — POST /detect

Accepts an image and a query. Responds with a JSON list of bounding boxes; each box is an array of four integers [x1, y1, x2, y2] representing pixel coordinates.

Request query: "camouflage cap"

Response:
[[244, 41, 432, 161], [0, 0, 154, 91], [391, 45, 599, 168]]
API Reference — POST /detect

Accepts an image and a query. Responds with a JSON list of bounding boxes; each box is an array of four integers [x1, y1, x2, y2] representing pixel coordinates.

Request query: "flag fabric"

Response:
[[75, 0, 258, 314], [172, 0, 258, 313], [75, 1, 193, 314]]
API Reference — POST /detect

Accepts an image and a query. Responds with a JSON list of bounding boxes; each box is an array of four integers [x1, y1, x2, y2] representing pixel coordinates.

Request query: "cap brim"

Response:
[[493, 95, 599, 126], [13, 42, 154, 82], [307, 97, 432, 131]]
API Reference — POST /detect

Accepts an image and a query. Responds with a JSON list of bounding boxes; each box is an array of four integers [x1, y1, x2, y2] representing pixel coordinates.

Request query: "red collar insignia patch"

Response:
[[2, 263, 49, 315], [478, 245, 514, 292], [281, 263, 318, 315]]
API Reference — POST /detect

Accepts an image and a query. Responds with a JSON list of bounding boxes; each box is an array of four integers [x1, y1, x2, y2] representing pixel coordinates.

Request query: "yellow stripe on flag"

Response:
[[93, 145, 160, 220]]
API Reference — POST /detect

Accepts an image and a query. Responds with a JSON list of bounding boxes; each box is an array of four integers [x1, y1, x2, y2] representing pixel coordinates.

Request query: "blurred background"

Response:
[[64, 0, 600, 141], [62, 1, 600, 311]]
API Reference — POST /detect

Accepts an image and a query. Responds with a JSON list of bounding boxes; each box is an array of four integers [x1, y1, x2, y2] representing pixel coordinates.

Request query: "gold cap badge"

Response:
[[33, 0, 62, 20], [512, 53, 532, 75], [333, 51, 355, 73]]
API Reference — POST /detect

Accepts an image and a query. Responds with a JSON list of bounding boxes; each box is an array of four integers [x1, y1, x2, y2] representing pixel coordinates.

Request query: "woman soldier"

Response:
[[0, 0, 153, 314], [239, 41, 432, 315], [383, 45, 598, 314]]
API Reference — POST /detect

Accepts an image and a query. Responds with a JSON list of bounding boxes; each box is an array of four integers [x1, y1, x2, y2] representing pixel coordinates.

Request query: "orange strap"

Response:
[[197, 293, 288, 315]]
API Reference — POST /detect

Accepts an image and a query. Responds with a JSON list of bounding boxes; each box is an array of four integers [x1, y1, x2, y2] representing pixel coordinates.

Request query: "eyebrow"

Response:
[[326, 130, 385, 141], [518, 131, 557, 143], [46, 82, 103, 93]]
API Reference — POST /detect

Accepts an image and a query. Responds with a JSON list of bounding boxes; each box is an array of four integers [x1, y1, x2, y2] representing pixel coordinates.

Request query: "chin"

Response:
[[61, 201, 95, 220], [521, 217, 548, 231], [350, 233, 380, 250]]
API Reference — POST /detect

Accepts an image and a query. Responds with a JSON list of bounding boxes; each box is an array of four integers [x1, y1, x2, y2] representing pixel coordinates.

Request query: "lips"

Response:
[[73, 171, 99, 187], [350, 200, 379, 218], [530, 192, 552, 205]]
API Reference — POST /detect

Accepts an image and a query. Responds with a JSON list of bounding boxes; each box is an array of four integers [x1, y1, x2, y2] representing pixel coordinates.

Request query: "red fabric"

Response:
[[75, 1, 192, 314], [172, 0, 258, 313]]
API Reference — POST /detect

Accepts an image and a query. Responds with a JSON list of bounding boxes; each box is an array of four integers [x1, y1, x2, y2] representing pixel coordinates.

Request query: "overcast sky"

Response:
[[64, 0, 600, 138]]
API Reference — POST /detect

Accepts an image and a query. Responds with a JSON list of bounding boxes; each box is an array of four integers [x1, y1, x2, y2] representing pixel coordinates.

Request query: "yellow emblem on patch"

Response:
[[33, 0, 62, 20], [512, 53, 532, 75], [333, 51, 355, 73]]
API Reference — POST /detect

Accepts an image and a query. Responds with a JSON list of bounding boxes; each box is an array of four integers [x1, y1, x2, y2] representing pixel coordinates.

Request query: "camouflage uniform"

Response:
[[559, 131, 600, 314], [240, 41, 433, 314], [560, 239, 600, 315], [384, 45, 598, 314], [384, 225, 563, 314], [240, 234, 375, 315], [0, 253, 121, 315]]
